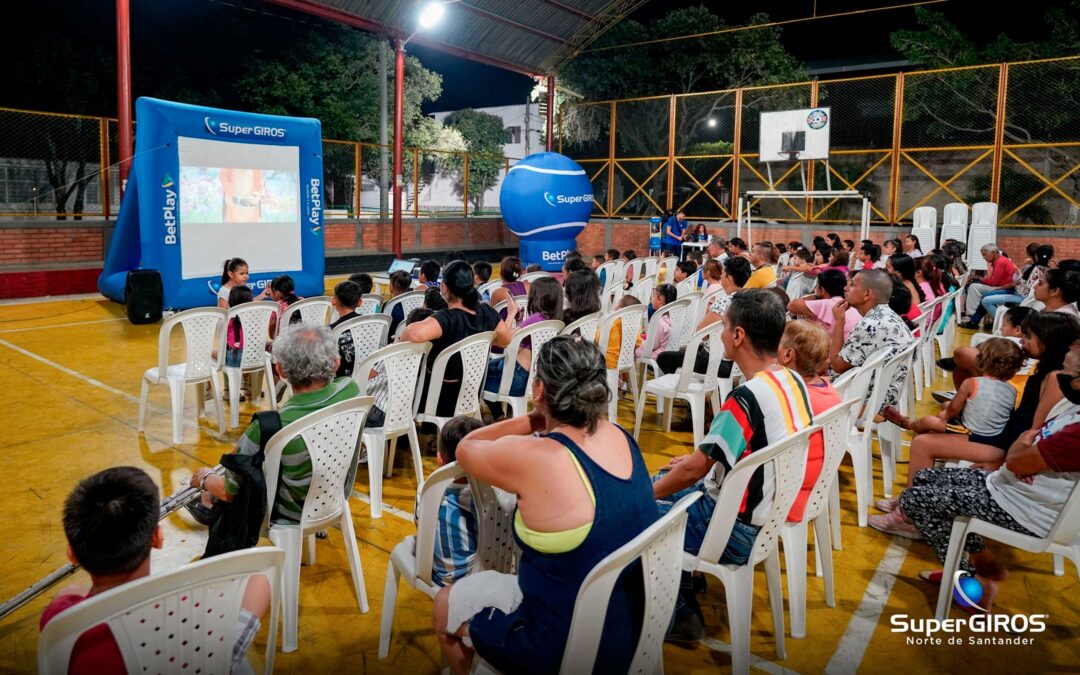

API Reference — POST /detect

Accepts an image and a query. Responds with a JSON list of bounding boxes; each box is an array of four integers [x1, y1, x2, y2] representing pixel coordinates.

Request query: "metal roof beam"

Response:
[[538, 0, 596, 21], [456, 2, 568, 44]]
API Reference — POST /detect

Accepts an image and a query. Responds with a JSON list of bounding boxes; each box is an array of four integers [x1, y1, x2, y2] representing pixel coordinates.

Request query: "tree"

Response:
[[444, 109, 507, 212]]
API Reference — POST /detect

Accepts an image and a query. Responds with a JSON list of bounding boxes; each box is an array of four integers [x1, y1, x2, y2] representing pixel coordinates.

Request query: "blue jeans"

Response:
[[653, 473, 761, 564], [484, 358, 529, 396], [980, 292, 1023, 320], [968, 287, 1012, 323]]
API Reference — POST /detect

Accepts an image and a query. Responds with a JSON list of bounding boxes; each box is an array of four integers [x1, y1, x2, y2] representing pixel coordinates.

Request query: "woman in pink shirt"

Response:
[[636, 284, 677, 359], [787, 269, 862, 342]]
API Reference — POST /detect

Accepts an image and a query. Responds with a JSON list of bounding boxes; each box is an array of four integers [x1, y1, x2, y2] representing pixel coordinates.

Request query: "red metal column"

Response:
[[116, 0, 133, 197], [546, 75, 555, 152], [392, 39, 405, 258]]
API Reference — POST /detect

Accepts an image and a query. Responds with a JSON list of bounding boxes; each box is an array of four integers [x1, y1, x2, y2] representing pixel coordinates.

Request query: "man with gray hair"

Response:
[[829, 269, 914, 409], [961, 243, 1017, 329], [707, 235, 728, 262], [189, 323, 360, 524]]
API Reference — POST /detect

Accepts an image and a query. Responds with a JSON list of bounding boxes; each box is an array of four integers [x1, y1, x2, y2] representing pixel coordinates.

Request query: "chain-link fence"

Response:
[[559, 55, 1080, 227], [0, 107, 520, 221]]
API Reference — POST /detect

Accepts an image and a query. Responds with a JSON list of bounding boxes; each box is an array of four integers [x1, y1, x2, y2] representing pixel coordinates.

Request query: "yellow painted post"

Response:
[[807, 80, 819, 223], [889, 73, 905, 224], [990, 64, 1009, 205], [666, 95, 676, 210], [732, 89, 743, 218], [607, 102, 616, 216]]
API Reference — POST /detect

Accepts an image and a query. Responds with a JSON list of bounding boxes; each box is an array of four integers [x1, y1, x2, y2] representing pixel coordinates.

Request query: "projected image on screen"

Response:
[[180, 167, 299, 224], [178, 137, 303, 279]]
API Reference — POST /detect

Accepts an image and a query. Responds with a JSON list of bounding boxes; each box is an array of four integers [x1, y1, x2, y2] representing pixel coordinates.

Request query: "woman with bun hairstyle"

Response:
[[490, 256, 528, 325], [401, 260, 512, 418], [432, 336, 659, 675]]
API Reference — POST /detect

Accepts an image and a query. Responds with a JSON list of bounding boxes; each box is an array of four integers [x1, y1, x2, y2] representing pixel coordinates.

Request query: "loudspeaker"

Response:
[[124, 269, 163, 324]]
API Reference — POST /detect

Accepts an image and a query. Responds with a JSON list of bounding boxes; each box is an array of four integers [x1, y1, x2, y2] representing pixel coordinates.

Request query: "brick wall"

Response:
[[0, 227, 104, 266]]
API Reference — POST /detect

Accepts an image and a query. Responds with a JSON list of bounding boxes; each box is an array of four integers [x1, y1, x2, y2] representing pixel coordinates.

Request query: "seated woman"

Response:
[[433, 336, 659, 675], [915, 256, 945, 320], [886, 253, 925, 322], [489, 256, 528, 325], [484, 276, 564, 400], [401, 261, 512, 418], [563, 269, 602, 326], [636, 283, 678, 361], [700, 259, 724, 294], [788, 268, 862, 342], [1034, 267, 1080, 318], [874, 339, 1080, 611], [776, 320, 842, 522]]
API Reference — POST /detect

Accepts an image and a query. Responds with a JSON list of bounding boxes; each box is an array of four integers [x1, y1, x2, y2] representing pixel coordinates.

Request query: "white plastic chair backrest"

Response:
[[422, 332, 495, 418], [866, 344, 917, 417], [696, 286, 726, 326], [226, 301, 278, 370], [911, 206, 937, 252], [696, 426, 816, 566], [358, 293, 383, 315], [492, 300, 509, 320], [561, 311, 603, 340], [519, 271, 550, 284], [672, 291, 703, 348], [156, 307, 226, 381], [675, 320, 726, 392], [478, 280, 501, 300], [560, 492, 702, 675], [1044, 476, 1080, 547], [597, 260, 624, 296], [972, 201, 998, 227], [659, 256, 679, 284], [39, 548, 284, 675], [467, 476, 521, 574], [494, 320, 564, 396], [512, 295, 529, 321], [638, 298, 691, 362], [629, 275, 656, 305], [802, 400, 860, 521], [262, 396, 373, 530], [281, 296, 332, 327], [355, 341, 429, 434], [966, 202, 998, 272], [940, 202, 969, 244], [837, 349, 889, 421], [382, 290, 425, 321], [627, 258, 647, 283], [331, 313, 391, 370], [642, 256, 659, 279], [413, 462, 468, 587], [598, 304, 647, 370], [676, 275, 698, 297]]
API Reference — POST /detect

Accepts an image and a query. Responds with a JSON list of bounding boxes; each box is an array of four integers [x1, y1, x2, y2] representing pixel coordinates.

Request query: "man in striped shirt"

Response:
[[652, 290, 813, 642], [193, 324, 360, 524]]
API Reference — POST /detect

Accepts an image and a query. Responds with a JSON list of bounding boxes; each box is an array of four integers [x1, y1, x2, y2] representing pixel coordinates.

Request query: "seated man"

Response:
[[962, 244, 1017, 329], [329, 280, 362, 378], [651, 290, 813, 641], [191, 324, 360, 524], [744, 243, 778, 288], [829, 269, 915, 411], [41, 467, 270, 675], [420, 259, 442, 289]]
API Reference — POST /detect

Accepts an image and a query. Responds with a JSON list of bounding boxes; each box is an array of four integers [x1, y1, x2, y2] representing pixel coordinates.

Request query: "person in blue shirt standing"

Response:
[[662, 211, 687, 256]]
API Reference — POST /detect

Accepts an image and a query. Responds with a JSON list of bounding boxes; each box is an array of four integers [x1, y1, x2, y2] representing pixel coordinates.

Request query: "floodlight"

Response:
[[707, 118, 718, 128], [418, 2, 446, 29]]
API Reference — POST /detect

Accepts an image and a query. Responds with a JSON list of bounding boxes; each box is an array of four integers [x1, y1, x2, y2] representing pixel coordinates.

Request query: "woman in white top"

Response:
[[903, 234, 924, 259], [1035, 268, 1080, 317]]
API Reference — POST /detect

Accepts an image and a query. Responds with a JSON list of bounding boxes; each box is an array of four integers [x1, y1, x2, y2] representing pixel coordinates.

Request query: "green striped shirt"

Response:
[[224, 377, 361, 523]]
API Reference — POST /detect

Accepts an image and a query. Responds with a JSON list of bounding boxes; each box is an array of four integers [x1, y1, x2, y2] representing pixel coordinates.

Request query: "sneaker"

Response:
[[868, 510, 924, 539], [932, 390, 956, 404], [875, 497, 900, 512], [664, 609, 705, 645], [936, 357, 956, 372], [959, 321, 982, 331], [918, 569, 944, 585]]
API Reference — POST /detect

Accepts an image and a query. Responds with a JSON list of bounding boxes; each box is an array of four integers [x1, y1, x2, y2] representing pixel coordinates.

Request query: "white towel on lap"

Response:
[[447, 570, 523, 638]]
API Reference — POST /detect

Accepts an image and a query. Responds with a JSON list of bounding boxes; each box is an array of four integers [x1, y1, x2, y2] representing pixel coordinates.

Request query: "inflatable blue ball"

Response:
[[500, 152, 594, 271], [953, 574, 983, 610]]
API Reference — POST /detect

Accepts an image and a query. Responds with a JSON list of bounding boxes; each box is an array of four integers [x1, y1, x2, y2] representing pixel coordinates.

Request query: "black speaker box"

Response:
[[124, 269, 163, 324]]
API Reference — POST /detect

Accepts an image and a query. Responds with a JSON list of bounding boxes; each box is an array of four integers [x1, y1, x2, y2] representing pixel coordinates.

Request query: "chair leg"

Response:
[[227, 368, 241, 429], [663, 396, 674, 433], [782, 524, 808, 639], [934, 519, 971, 621], [365, 432, 384, 519], [607, 369, 618, 422], [879, 424, 898, 499], [1054, 552, 1065, 576], [209, 373, 225, 434], [633, 386, 648, 440], [725, 566, 755, 675], [765, 548, 787, 659], [137, 378, 150, 431], [689, 395, 705, 449], [263, 359, 277, 411], [268, 526, 303, 653], [627, 365, 640, 410], [813, 512, 836, 608], [304, 534, 317, 566], [195, 382, 206, 419], [378, 557, 401, 659], [829, 478, 842, 550], [385, 435, 397, 480], [407, 425, 424, 485], [339, 509, 369, 614], [849, 444, 870, 528], [167, 379, 186, 446]]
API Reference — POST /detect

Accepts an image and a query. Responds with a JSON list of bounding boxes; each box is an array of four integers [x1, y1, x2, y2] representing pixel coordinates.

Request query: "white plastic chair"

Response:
[[597, 305, 647, 422], [471, 493, 702, 675], [672, 291, 703, 349], [940, 202, 969, 245], [628, 275, 656, 305], [356, 341, 430, 518], [633, 320, 726, 449], [686, 426, 816, 675], [935, 478, 1080, 621], [416, 332, 495, 431], [261, 396, 374, 653], [222, 301, 279, 429], [911, 205, 937, 254], [990, 283, 1040, 335], [641, 256, 659, 279], [776, 400, 859, 639], [468, 477, 522, 575], [597, 260, 624, 298], [626, 258, 647, 284], [478, 280, 501, 301], [676, 276, 698, 297], [874, 344, 919, 500], [695, 286, 726, 327], [636, 297, 693, 397], [911, 296, 943, 398], [382, 290, 426, 323], [834, 349, 891, 528], [39, 548, 284, 675], [358, 293, 383, 315], [280, 296, 333, 327], [561, 311, 602, 339], [966, 202, 999, 272], [482, 319, 564, 418], [658, 255, 680, 284], [333, 313, 391, 373], [138, 307, 227, 445], [519, 271, 550, 284]]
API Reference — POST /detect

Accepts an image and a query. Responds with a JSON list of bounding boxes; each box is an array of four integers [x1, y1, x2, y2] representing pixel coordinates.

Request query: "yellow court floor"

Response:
[[0, 283, 1077, 674]]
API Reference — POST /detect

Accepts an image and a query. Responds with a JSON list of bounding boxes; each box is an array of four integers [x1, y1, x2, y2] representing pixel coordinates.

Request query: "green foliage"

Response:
[[967, 168, 1053, 225], [444, 109, 507, 211]]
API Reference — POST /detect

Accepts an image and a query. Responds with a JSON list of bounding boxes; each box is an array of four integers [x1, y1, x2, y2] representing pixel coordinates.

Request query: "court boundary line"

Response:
[[700, 637, 803, 675], [352, 489, 414, 523], [0, 317, 127, 334]]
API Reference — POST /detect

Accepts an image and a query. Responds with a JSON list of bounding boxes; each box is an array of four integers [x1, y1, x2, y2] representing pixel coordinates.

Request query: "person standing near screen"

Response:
[[663, 211, 687, 256]]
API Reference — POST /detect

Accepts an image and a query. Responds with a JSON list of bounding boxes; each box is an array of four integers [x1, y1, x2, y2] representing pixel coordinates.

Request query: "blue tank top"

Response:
[[514, 427, 659, 673]]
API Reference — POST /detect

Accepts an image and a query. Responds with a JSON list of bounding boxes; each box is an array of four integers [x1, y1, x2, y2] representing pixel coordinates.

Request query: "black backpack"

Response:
[[203, 411, 282, 558]]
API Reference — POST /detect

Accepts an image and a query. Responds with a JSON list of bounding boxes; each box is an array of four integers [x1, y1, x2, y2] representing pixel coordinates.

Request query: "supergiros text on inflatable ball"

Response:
[[500, 152, 594, 272]]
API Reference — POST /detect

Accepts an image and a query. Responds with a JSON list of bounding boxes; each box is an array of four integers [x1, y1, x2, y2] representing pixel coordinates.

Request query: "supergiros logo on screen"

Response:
[[204, 116, 286, 139]]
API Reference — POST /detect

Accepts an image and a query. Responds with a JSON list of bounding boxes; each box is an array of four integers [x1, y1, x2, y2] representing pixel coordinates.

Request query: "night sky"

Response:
[[0, 0, 1065, 116]]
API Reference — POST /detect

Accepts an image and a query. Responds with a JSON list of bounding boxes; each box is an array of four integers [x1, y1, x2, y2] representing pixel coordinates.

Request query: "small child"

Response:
[[419, 259, 442, 288], [348, 272, 374, 295], [472, 262, 493, 301], [218, 257, 258, 308], [414, 415, 484, 586], [366, 307, 434, 428], [268, 274, 302, 338], [525, 263, 543, 273], [387, 269, 414, 337], [622, 249, 637, 286], [673, 260, 697, 284], [40, 467, 270, 675], [225, 285, 254, 368], [604, 294, 641, 371], [329, 281, 362, 378], [636, 284, 677, 360], [882, 337, 1024, 446], [423, 287, 448, 311]]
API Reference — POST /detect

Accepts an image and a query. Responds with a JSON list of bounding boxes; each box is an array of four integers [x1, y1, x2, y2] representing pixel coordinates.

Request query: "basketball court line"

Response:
[[352, 489, 415, 523], [700, 638, 803, 675], [0, 317, 127, 334], [824, 536, 911, 674]]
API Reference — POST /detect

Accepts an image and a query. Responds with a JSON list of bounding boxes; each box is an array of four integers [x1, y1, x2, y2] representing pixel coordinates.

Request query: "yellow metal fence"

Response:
[[559, 55, 1080, 229], [0, 106, 518, 220]]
